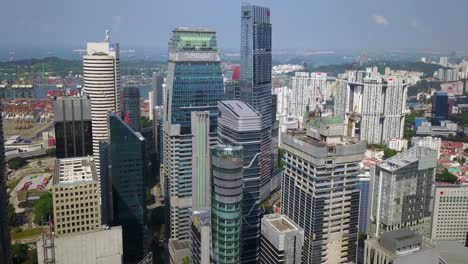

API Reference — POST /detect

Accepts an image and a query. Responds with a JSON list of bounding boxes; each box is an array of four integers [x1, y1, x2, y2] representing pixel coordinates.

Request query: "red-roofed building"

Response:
[[232, 65, 240, 80]]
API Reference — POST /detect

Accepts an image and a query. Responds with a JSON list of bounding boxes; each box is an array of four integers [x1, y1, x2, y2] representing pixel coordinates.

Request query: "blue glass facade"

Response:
[[358, 179, 370, 233], [414, 117, 428, 131], [431, 92, 449, 125], [108, 113, 147, 262], [122, 85, 141, 131]]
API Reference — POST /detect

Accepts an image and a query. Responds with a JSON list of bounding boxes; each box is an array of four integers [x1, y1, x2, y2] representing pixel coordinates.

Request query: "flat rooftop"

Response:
[[192, 210, 211, 227], [54, 156, 97, 184], [264, 214, 301, 233], [169, 239, 190, 251]]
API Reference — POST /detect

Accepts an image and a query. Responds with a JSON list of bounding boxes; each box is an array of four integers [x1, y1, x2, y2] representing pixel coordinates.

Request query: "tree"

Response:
[[7, 157, 27, 170], [182, 256, 190, 264], [8, 202, 17, 225], [37, 160, 42, 167], [33, 193, 53, 225], [383, 148, 398, 159], [436, 169, 458, 184], [11, 243, 29, 264]]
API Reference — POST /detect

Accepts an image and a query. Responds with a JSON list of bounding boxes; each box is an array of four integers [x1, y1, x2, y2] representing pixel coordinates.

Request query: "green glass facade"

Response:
[[211, 145, 243, 264], [108, 113, 146, 262]]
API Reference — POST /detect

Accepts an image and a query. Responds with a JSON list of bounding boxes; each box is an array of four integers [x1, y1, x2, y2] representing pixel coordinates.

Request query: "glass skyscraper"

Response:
[[211, 145, 243, 264], [163, 28, 224, 241], [108, 113, 147, 262], [431, 91, 449, 125], [122, 83, 141, 132]]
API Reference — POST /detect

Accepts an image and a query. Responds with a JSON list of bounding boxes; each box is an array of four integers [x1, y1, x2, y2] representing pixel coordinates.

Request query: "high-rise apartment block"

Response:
[[52, 157, 101, 236], [190, 210, 212, 264], [430, 185, 468, 245], [122, 83, 141, 131], [163, 28, 224, 241], [218, 100, 262, 260], [369, 146, 437, 237], [281, 116, 366, 263], [211, 145, 243, 264], [290, 72, 328, 117], [0, 102, 11, 264], [260, 214, 304, 264], [108, 113, 147, 262], [83, 40, 121, 177], [54, 97, 93, 158], [440, 56, 448, 66], [431, 91, 449, 125], [335, 73, 407, 144], [240, 6, 277, 222], [364, 229, 442, 264]]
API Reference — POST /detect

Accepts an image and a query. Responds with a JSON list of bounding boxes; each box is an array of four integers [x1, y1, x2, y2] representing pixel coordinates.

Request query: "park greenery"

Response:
[[33, 193, 53, 225], [7, 157, 27, 170], [436, 169, 458, 184]]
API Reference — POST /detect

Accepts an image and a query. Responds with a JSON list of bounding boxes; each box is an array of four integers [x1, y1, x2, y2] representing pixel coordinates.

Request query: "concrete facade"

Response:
[[52, 157, 101, 236], [37, 227, 123, 264], [190, 210, 211, 264], [260, 214, 304, 264]]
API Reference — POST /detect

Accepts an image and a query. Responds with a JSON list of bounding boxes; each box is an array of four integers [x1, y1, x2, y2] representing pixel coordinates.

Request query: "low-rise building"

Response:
[[169, 239, 191, 264], [260, 214, 304, 264], [364, 229, 441, 264]]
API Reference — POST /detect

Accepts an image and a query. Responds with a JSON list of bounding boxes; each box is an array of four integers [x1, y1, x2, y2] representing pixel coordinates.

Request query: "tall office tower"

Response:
[[218, 100, 262, 261], [430, 185, 468, 245], [289, 72, 328, 117], [152, 73, 164, 106], [108, 113, 147, 262], [211, 145, 243, 264], [240, 5, 277, 210], [431, 91, 449, 125], [369, 146, 437, 238], [163, 28, 224, 241], [148, 91, 155, 121], [281, 116, 366, 263], [334, 74, 407, 144], [411, 136, 442, 159], [122, 83, 141, 131], [52, 157, 101, 236], [224, 80, 241, 101], [191, 112, 211, 210], [54, 97, 93, 158], [0, 102, 11, 264], [260, 214, 304, 264], [364, 229, 442, 264], [190, 210, 212, 264], [83, 40, 121, 177]]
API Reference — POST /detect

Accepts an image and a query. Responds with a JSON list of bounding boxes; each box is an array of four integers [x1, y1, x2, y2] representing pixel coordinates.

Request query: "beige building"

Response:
[[52, 157, 101, 236], [430, 185, 468, 244]]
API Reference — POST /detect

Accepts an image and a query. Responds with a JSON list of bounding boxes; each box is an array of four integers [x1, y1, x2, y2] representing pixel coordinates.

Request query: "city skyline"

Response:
[[1, 0, 468, 53]]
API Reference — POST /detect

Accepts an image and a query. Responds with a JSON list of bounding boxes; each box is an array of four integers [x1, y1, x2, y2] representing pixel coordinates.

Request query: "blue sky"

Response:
[[2, 0, 468, 53]]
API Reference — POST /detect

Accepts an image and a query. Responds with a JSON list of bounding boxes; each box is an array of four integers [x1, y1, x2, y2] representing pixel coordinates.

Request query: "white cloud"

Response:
[[372, 14, 389, 26]]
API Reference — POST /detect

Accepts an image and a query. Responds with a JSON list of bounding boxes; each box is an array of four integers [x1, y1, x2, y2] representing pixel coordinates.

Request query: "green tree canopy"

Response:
[[33, 193, 53, 225]]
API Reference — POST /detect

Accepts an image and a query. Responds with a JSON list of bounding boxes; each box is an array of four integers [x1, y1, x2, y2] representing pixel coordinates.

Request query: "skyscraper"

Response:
[[190, 210, 211, 264], [53, 96, 93, 158], [369, 146, 437, 237], [0, 102, 11, 264], [83, 40, 121, 177], [122, 83, 141, 131], [218, 100, 262, 261], [191, 111, 211, 210], [240, 5, 277, 207], [211, 145, 243, 264], [431, 91, 449, 125], [163, 28, 224, 241], [152, 73, 164, 107], [281, 116, 366, 263], [108, 113, 147, 262]]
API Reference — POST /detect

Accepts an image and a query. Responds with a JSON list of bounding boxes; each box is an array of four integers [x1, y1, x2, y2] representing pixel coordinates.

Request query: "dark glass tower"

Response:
[[108, 113, 146, 262], [431, 91, 449, 125], [0, 102, 11, 264], [54, 97, 93, 158], [152, 73, 164, 107], [163, 28, 224, 240], [240, 3, 277, 198], [122, 83, 141, 131]]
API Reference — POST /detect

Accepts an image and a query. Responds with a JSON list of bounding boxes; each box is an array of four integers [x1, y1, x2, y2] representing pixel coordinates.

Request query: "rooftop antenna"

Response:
[[105, 30, 110, 42]]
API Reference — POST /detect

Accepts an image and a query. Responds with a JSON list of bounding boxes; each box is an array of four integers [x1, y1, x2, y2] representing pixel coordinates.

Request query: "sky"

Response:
[[2, 0, 468, 53]]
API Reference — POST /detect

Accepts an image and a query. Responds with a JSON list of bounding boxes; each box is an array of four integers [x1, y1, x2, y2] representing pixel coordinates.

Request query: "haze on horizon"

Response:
[[1, 0, 468, 54]]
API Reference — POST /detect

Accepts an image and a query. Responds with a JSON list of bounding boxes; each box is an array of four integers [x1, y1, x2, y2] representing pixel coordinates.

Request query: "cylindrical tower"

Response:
[[83, 42, 121, 177], [211, 145, 243, 264]]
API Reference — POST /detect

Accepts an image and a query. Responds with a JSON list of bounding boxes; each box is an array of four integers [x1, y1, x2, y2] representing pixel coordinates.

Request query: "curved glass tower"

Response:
[[211, 145, 243, 264]]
